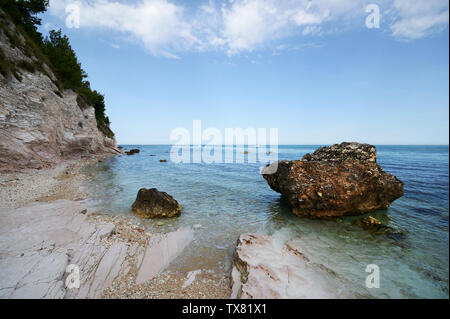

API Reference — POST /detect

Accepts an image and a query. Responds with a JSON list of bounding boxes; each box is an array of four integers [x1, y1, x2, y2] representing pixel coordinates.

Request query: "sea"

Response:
[[81, 145, 449, 298]]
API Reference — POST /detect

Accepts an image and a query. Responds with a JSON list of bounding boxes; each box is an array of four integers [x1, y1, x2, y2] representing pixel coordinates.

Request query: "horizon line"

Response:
[[117, 143, 450, 146]]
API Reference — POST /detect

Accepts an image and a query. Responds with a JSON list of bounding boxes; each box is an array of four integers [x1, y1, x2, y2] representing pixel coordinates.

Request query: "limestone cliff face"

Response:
[[0, 12, 120, 172]]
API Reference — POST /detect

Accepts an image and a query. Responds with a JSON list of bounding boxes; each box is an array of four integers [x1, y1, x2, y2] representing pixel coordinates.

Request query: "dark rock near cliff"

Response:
[[262, 142, 404, 219], [125, 149, 140, 155], [131, 188, 182, 218]]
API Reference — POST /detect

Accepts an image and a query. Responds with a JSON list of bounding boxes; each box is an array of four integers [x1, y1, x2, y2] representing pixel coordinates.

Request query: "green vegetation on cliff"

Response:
[[0, 0, 114, 138]]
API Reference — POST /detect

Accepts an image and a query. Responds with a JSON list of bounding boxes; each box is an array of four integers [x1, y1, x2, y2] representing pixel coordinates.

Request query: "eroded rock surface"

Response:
[[132, 188, 182, 218], [0, 200, 115, 298], [262, 142, 403, 218], [0, 11, 120, 172], [231, 233, 355, 299], [0, 200, 193, 299]]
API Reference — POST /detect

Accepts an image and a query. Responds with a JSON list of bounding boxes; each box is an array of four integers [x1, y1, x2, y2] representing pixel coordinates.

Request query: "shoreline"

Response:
[[0, 155, 110, 209], [0, 156, 231, 299], [1, 147, 448, 299]]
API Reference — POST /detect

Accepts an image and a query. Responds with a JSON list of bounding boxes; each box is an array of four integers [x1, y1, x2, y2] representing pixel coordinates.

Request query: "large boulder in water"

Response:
[[131, 188, 182, 218], [261, 142, 404, 219]]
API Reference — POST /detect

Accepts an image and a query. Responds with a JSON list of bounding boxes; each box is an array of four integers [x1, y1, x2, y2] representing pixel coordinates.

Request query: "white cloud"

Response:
[[390, 0, 449, 39], [216, 0, 364, 55], [220, 0, 290, 55], [49, 0, 198, 58], [293, 9, 329, 26], [47, 0, 449, 57]]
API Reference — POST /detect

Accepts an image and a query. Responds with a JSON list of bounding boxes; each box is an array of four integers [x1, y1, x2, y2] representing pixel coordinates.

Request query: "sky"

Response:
[[39, 0, 449, 145]]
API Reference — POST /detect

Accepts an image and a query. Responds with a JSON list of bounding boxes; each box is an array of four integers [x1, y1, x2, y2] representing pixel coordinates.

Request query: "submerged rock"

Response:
[[262, 142, 404, 219], [131, 188, 182, 218], [354, 216, 405, 240]]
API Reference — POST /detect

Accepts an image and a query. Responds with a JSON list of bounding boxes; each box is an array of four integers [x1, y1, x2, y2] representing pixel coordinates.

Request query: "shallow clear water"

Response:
[[82, 145, 449, 298]]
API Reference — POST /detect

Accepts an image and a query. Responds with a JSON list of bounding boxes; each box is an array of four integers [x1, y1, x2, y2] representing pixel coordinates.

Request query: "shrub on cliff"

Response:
[[42, 30, 114, 137], [42, 30, 87, 90], [79, 82, 114, 138], [0, 0, 48, 44]]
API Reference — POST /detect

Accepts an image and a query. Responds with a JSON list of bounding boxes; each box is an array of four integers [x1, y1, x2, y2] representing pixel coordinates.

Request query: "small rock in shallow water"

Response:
[[131, 188, 182, 218]]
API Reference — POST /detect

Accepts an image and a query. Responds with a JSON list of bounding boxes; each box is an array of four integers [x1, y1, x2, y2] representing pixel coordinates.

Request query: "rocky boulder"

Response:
[[131, 188, 182, 218], [262, 142, 403, 219]]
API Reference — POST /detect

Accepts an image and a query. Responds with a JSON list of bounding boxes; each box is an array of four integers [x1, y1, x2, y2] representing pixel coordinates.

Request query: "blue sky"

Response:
[[39, 0, 449, 144]]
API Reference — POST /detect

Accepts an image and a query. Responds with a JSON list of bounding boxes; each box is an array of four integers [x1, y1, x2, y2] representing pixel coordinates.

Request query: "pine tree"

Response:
[[42, 29, 87, 89]]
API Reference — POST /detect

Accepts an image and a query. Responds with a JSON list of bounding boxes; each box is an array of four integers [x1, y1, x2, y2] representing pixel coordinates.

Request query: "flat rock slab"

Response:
[[0, 200, 119, 298], [231, 233, 357, 299], [136, 227, 194, 284], [0, 200, 195, 299]]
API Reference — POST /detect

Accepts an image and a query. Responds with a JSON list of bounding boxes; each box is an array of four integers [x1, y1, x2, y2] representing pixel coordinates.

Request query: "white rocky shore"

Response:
[[0, 158, 365, 299], [230, 233, 359, 299], [1, 155, 367, 300], [0, 160, 362, 299], [0, 159, 231, 299], [0, 199, 196, 298]]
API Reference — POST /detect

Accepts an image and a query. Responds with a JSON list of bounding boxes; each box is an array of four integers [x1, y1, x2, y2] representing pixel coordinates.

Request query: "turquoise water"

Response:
[[82, 145, 449, 298]]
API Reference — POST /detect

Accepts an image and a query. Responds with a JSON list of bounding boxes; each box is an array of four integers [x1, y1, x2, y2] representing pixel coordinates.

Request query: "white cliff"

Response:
[[0, 11, 120, 172]]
